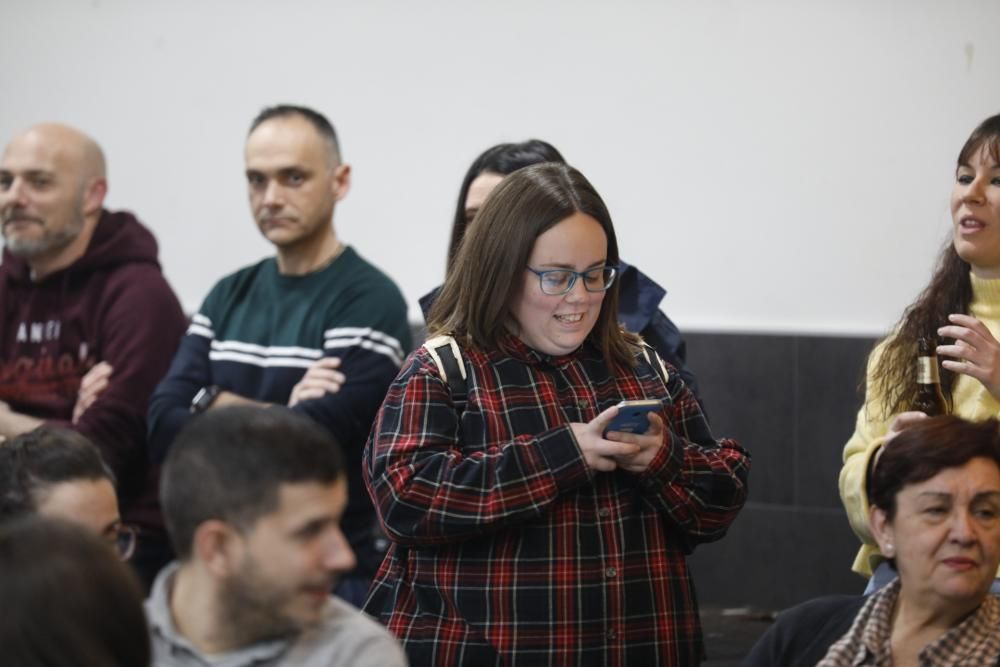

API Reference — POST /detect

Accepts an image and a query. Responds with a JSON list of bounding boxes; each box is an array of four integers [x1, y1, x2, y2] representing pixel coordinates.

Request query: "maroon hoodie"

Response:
[[0, 209, 187, 527]]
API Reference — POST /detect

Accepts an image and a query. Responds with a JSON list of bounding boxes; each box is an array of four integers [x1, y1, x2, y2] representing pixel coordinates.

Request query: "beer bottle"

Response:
[[912, 336, 948, 416]]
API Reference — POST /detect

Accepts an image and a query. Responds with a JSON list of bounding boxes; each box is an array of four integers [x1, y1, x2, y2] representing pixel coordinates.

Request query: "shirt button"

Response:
[[578, 399, 589, 409], [598, 508, 610, 518], [607, 628, 618, 640], [605, 566, 617, 578]]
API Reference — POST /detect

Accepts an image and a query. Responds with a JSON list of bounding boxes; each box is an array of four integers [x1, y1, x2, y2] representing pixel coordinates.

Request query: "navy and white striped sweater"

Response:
[[147, 246, 411, 574]]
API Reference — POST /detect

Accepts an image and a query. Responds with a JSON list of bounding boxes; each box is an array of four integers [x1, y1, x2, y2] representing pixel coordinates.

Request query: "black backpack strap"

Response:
[[423, 335, 467, 409]]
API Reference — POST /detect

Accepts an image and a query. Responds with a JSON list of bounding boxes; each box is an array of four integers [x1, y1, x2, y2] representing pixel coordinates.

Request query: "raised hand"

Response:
[[937, 313, 1000, 401]]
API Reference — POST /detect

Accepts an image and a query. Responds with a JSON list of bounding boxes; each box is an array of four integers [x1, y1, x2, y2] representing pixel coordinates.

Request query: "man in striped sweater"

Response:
[[148, 106, 411, 604]]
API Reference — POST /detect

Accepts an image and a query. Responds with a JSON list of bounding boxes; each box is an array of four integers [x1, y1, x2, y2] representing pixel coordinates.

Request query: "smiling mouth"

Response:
[[554, 313, 584, 323], [960, 216, 986, 231]]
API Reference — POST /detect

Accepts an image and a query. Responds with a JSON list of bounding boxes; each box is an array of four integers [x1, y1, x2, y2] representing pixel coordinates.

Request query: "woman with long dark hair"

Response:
[[842, 112, 1000, 589]]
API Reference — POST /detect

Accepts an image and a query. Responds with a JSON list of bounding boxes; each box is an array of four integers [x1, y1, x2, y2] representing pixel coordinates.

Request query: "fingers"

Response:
[[587, 404, 620, 432], [302, 368, 346, 385], [938, 314, 995, 349], [886, 411, 927, 442], [588, 456, 618, 473], [73, 362, 113, 424], [941, 358, 989, 382], [587, 438, 641, 458], [288, 358, 346, 407], [570, 421, 639, 474], [944, 313, 990, 335], [938, 315, 1000, 384], [80, 361, 113, 391], [292, 388, 327, 403]]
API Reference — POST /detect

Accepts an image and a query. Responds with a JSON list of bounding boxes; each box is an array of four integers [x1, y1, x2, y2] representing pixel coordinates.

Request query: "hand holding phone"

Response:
[[602, 399, 662, 437]]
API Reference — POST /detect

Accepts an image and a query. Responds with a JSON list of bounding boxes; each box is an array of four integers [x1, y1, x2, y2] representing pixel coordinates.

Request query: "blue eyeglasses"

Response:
[[526, 265, 618, 296]]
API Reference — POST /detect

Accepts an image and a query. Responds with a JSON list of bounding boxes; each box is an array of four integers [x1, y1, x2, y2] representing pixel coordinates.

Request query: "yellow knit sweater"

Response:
[[840, 273, 1000, 576]]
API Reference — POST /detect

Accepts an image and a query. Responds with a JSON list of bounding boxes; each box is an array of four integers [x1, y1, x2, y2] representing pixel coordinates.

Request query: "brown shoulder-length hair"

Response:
[[871, 415, 1000, 520], [868, 113, 1000, 419], [428, 162, 640, 370]]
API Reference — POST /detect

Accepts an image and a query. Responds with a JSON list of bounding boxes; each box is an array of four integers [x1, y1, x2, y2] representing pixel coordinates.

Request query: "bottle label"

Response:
[[917, 357, 940, 384]]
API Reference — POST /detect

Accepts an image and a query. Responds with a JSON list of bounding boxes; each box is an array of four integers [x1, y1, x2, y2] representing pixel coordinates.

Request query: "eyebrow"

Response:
[[957, 163, 1000, 170], [916, 491, 1000, 502], [537, 259, 608, 270], [245, 166, 310, 178], [0, 169, 55, 178]]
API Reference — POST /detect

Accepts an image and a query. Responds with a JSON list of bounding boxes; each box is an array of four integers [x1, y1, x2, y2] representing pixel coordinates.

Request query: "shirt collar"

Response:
[[855, 578, 899, 665], [854, 578, 1000, 666], [497, 331, 595, 368]]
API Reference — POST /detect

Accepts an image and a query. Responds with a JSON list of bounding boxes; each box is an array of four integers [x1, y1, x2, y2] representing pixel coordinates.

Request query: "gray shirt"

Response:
[[146, 563, 407, 667]]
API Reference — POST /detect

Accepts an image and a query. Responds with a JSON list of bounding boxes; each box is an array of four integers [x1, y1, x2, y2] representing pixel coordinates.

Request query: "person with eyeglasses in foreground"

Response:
[[364, 163, 749, 666], [0, 426, 138, 561], [418, 139, 704, 406], [0, 516, 151, 667]]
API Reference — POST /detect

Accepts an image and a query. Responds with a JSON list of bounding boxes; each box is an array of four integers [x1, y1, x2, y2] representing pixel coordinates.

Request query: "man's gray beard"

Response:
[[3, 216, 83, 259], [214, 559, 304, 648]]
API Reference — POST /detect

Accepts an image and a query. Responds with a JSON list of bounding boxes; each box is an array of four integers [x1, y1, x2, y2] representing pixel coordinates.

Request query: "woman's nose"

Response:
[[564, 275, 588, 301], [963, 177, 987, 205], [949, 510, 977, 544]]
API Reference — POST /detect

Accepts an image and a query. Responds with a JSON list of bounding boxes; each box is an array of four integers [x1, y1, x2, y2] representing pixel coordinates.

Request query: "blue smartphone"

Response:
[[603, 399, 662, 437]]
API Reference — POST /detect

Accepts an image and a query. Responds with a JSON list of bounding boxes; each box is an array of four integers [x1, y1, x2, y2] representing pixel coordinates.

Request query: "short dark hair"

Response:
[[871, 415, 1000, 520], [429, 162, 639, 370], [0, 427, 115, 522], [447, 139, 566, 274], [248, 104, 341, 164], [0, 516, 149, 667], [161, 406, 346, 559]]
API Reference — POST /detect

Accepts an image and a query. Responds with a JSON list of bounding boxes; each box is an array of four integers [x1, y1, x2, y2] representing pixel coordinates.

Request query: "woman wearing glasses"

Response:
[[419, 139, 702, 401], [0, 427, 137, 562], [364, 163, 749, 666]]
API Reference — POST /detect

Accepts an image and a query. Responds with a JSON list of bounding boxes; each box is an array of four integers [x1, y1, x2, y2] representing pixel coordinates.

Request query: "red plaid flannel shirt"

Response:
[[363, 335, 750, 666]]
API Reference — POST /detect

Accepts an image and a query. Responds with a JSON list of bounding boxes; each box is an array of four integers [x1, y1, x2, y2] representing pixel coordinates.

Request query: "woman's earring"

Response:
[[884, 543, 894, 557]]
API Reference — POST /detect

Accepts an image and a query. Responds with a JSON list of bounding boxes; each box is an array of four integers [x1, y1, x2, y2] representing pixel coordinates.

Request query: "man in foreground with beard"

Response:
[[148, 405, 406, 667]]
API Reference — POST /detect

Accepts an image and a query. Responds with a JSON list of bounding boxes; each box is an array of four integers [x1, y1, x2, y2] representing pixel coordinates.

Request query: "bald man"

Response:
[[0, 123, 187, 588]]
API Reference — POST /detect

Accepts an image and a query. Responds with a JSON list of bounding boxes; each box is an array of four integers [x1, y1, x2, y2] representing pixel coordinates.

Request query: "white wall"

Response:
[[3, 0, 999, 336]]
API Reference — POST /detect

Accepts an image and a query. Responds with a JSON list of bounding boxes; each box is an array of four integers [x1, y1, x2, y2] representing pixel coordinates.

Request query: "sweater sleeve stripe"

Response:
[[324, 328, 404, 366], [208, 349, 319, 369], [211, 340, 323, 359], [325, 327, 404, 353], [186, 323, 214, 338]]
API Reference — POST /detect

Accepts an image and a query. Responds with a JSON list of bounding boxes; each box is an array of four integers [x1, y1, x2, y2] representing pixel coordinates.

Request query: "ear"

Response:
[[331, 164, 351, 202], [191, 519, 245, 577], [869, 505, 895, 558], [82, 177, 108, 217]]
